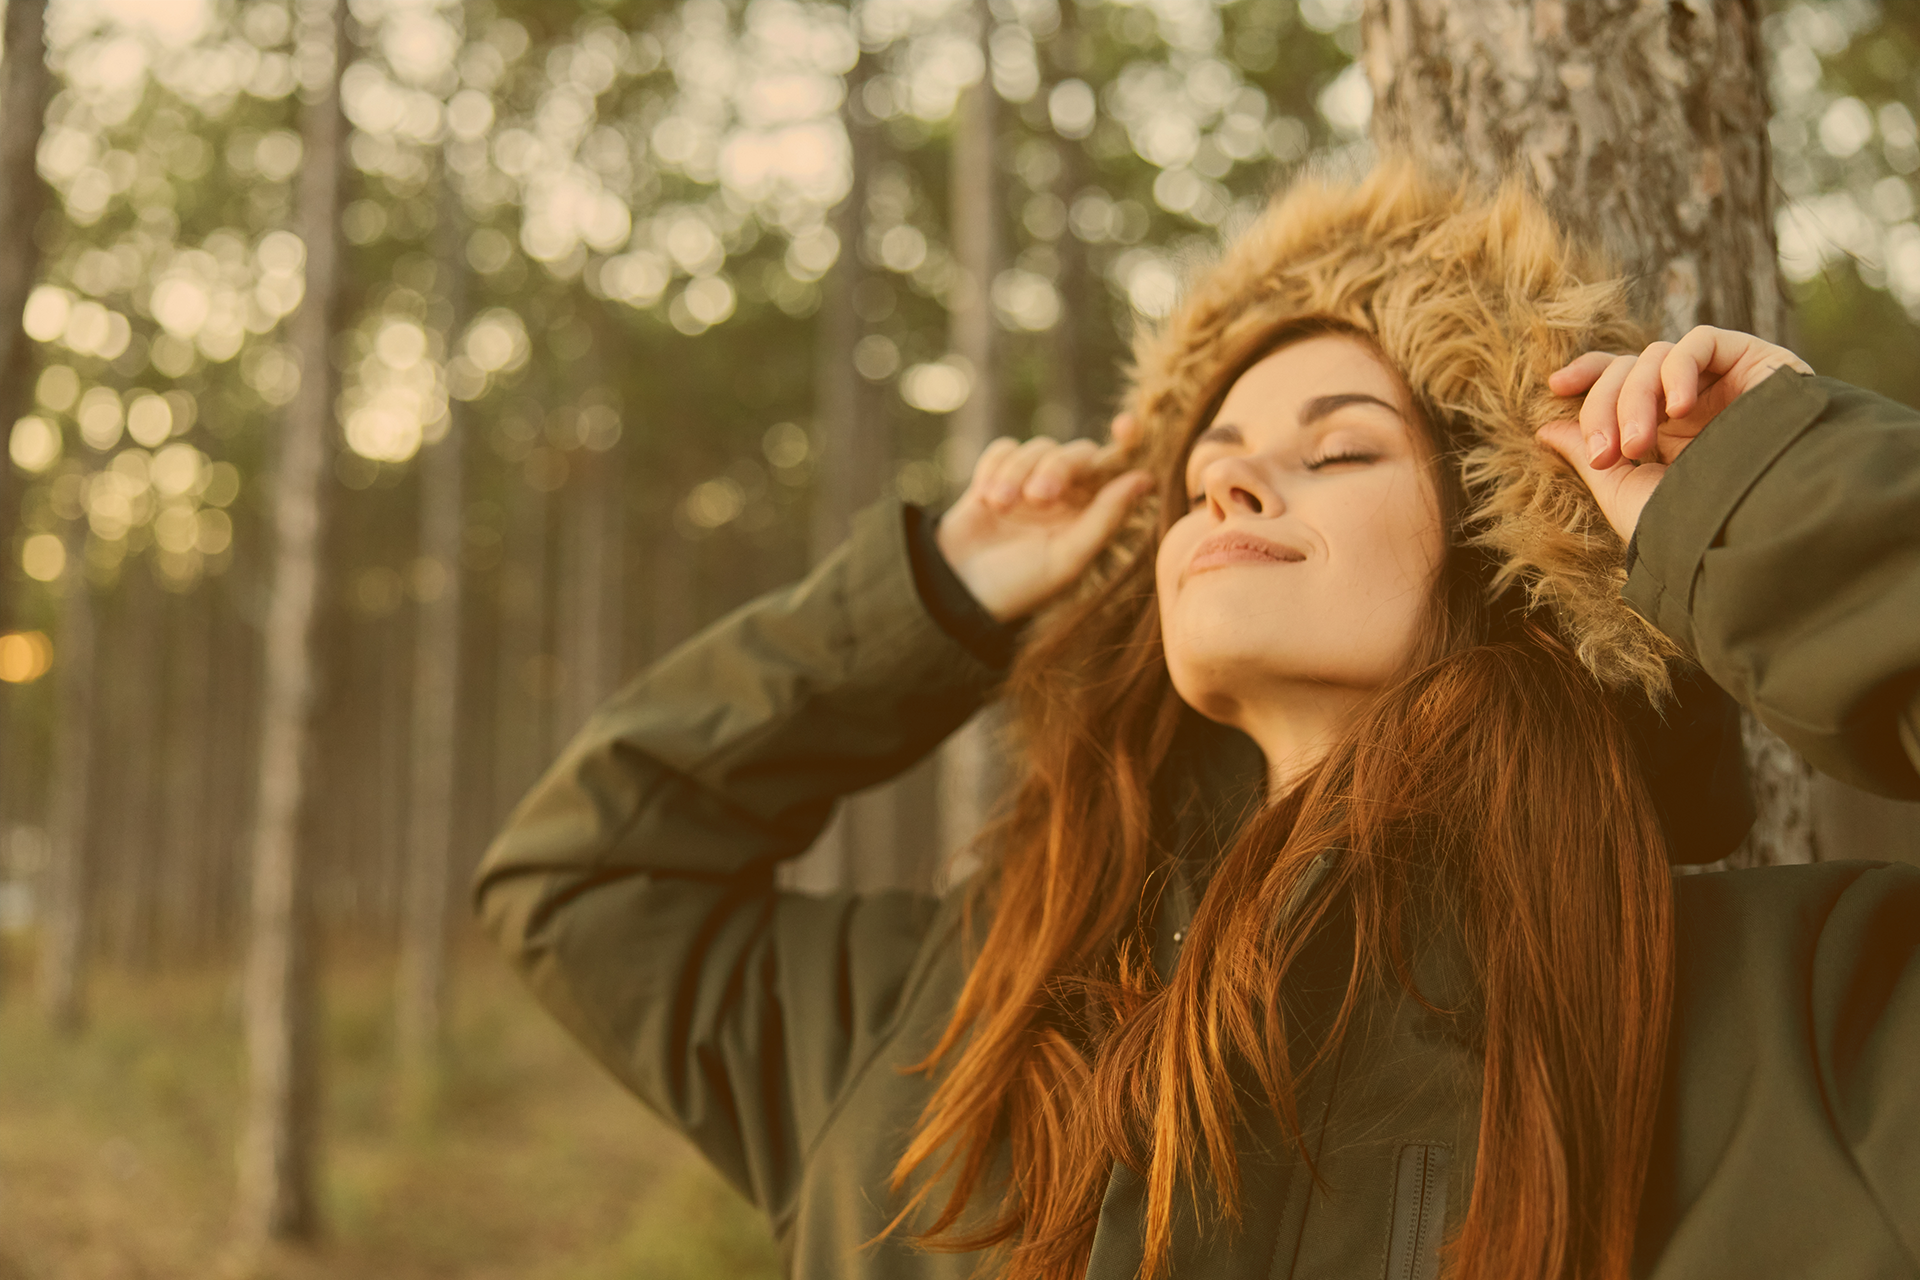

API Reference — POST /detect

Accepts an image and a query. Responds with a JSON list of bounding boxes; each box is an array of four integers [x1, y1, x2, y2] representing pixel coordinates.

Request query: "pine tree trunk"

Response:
[[938, 0, 1007, 876], [395, 169, 469, 1112], [38, 523, 94, 1033], [234, 0, 347, 1244], [1363, 0, 1816, 865]]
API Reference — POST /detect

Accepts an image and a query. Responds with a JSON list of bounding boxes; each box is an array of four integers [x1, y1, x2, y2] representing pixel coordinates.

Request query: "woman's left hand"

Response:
[[1537, 325, 1813, 541]]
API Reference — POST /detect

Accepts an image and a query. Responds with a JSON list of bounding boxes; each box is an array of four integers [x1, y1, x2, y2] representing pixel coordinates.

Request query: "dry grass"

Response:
[[0, 936, 781, 1280]]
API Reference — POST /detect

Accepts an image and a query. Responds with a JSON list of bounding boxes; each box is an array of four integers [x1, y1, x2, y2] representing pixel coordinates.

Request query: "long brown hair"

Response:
[[887, 318, 1675, 1280]]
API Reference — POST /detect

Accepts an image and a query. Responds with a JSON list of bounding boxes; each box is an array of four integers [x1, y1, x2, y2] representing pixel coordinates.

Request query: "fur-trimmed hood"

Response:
[[1120, 159, 1679, 702]]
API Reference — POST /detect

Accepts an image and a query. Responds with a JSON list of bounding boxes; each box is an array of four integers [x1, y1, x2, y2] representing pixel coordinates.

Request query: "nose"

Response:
[[1200, 455, 1279, 519]]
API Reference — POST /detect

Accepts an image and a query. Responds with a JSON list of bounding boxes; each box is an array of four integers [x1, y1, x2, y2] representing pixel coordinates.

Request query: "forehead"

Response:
[[1211, 334, 1407, 428]]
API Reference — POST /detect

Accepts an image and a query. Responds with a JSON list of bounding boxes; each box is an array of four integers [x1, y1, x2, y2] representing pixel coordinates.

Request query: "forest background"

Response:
[[0, 0, 1916, 1276]]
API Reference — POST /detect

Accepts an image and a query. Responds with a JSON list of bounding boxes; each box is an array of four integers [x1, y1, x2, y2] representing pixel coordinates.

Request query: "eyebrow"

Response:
[[1194, 392, 1406, 449]]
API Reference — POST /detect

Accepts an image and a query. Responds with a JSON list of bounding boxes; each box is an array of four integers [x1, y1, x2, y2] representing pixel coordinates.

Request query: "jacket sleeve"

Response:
[[1623, 370, 1920, 798], [471, 500, 1002, 1219]]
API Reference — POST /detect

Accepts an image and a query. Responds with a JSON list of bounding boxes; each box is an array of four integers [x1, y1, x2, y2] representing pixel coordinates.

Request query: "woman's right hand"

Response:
[[935, 417, 1154, 624]]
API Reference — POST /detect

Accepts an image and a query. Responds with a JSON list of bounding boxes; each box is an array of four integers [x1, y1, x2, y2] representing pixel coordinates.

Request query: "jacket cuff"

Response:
[[903, 504, 1022, 672], [1622, 368, 1830, 654]]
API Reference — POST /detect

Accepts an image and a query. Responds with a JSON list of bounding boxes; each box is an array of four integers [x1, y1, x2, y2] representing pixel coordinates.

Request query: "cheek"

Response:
[[1154, 516, 1198, 614], [1336, 470, 1441, 587]]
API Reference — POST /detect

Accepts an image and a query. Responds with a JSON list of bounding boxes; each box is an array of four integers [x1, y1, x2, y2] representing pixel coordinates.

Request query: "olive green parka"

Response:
[[475, 367, 1920, 1279]]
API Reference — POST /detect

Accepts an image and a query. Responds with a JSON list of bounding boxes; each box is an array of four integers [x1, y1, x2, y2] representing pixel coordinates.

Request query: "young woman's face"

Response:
[[1155, 335, 1446, 734]]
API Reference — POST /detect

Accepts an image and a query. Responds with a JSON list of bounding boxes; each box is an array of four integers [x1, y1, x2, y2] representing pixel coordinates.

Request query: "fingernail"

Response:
[[1586, 434, 1605, 465]]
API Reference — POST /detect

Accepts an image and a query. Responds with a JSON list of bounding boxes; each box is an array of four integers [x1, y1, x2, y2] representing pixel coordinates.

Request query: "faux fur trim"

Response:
[[1118, 158, 1682, 703]]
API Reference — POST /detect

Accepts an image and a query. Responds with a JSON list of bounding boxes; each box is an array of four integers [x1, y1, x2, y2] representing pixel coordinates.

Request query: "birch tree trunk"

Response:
[[938, 0, 1006, 876], [234, 0, 347, 1244], [38, 523, 94, 1033], [1363, 0, 1816, 865], [395, 166, 468, 1115]]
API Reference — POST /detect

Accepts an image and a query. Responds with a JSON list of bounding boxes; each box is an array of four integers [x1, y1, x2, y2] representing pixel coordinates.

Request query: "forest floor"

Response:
[[0, 936, 782, 1280]]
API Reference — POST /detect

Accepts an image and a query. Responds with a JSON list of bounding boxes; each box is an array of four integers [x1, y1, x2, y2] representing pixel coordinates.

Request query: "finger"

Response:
[[1109, 412, 1140, 449], [1668, 325, 1745, 384], [1025, 438, 1101, 502], [967, 437, 1020, 503], [1537, 420, 1655, 542], [988, 436, 1058, 509], [1548, 351, 1618, 397], [1660, 339, 1705, 423], [1577, 354, 1638, 468], [1054, 470, 1154, 566], [1618, 342, 1675, 462]]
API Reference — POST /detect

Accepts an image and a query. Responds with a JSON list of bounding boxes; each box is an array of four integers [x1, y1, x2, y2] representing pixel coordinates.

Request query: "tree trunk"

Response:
[[160, 582, 212, 963], [395, 169, 468, 1114], [38, 522, 94, 1033], [1363, 0, 1816, 865], [556, 423, 620, 741], [106, 566, 164, 967], [0, 0, 56, 1003], [0, 0, 54, 636], [784, 43, 894, 895], [1042, 0, 1094, 441], [234, 0, 347, 1245], [938, 0, 1007, 876], [491, 463, 549, 820]]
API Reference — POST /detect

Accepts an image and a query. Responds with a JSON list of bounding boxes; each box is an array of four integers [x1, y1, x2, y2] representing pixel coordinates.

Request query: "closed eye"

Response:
[[1305, 450, 1378, 471]]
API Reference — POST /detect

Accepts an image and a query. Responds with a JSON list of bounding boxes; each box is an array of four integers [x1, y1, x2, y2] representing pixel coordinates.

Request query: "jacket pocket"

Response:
[[1384, 1142, 1451, 1280]]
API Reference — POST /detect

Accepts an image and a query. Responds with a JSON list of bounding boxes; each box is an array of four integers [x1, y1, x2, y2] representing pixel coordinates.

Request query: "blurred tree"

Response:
[[395, 155, 469, 1117], [235, 0, 348, 1246], [784, 30, 884, 895], [1365, 0, 1817, 866], [937, 0, 1006, 874], [36, 518, 92, 1033], [0, 0, 55, 629]]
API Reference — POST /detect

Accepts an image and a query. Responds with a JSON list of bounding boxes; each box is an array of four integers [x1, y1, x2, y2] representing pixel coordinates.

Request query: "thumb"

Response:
[[1535, 420, 1656, 542], [1057, 470, 1154, 564], [1536, 419, 1588, 472]]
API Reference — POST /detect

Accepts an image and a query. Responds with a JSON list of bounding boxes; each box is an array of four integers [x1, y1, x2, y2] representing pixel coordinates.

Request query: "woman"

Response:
[[474, 163, 1920, 1280]]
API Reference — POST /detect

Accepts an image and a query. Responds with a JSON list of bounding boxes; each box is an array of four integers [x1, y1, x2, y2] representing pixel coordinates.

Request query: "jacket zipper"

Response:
[[1384, 1142, 1450, 1280]]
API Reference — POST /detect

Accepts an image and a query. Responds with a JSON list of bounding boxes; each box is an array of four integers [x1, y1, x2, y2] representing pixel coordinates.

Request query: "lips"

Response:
[[1185, 528, 1307, 576]]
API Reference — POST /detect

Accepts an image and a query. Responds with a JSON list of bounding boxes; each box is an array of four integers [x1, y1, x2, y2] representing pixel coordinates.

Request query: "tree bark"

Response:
[[938, 0, 1008, 876], [395, 167, 469, 1115], [234, 0, 347, 1245], [1363, 0, 1816, 865], [37, 521, 94, 1033]]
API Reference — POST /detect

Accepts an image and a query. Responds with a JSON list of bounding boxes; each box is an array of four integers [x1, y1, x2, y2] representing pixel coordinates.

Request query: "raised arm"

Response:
[[1541, 328, 1920, 797], [472, 442, 1149, 1220]]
